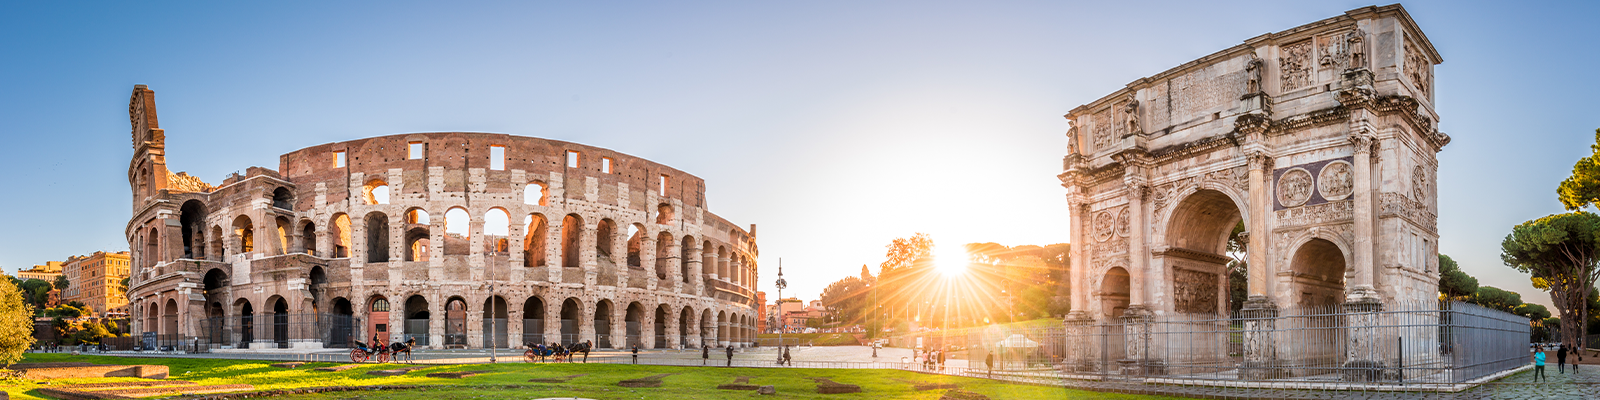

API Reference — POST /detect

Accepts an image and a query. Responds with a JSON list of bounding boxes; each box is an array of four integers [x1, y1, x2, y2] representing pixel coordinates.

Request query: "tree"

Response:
[[819, 276, 869, 326], [880, 233, 934, 274], [1501, 211, 1600, 351], [1438, 254, 1479, 299], [1557, 129, 1600, 210], [1226, 221, 1248, 312], [0, 276, 36, 366], [1467, 286, 1523, 313], [53, 275, 69, 294]]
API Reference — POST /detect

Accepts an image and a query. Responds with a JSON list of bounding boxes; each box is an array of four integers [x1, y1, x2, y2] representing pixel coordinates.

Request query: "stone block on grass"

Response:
[[617, 373, 676, 388], [716, 376, 760, 390], [808, 378, 861, 394]]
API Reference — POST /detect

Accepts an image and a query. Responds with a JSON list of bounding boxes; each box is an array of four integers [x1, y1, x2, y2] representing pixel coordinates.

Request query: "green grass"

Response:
[[6, 353, 1187, 400]]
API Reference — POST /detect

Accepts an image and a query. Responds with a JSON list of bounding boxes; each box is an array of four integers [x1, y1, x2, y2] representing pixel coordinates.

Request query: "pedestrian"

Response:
[[1534, 345, 1547, 382], [631, 343, 640, 364], [726, 345, 735, 367], [702, 344, 710, 366], [1558, 344, 1569, 373], [782, 346, 792, 366], [985, 352, 994, 377], [937, 348, 946, 372]]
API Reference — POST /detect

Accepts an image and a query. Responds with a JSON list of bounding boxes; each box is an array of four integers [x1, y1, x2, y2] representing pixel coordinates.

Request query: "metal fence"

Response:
[[194, 313, 361, 350], [951, 300, 1527, 390]]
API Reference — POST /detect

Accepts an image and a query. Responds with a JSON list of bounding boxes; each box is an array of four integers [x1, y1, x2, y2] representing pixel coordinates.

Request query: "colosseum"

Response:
[[125, 85, 761, 351]]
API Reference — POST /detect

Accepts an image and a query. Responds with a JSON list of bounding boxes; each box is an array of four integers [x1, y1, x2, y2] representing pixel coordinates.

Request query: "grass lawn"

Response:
[[5, 353, 1189, 400]]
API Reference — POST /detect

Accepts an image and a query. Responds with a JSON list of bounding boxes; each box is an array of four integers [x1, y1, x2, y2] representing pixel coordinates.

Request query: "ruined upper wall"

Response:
[[1066, 4, 1440, 162], [278, 132, 709, 212]]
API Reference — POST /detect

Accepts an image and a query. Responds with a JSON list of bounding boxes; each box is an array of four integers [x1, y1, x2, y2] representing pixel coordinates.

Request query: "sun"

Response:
[[935, 247, 969, 276]]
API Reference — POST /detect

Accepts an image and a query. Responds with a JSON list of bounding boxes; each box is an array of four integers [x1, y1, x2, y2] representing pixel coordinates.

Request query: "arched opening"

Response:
[[308, 267, 328, 310], [595, 300, 614, 348], [596, 219, 616, 275], [523, 182, 548, 206], [404, 227, 430, 262], [365, 212, 390, 262], [559, 298, 582, 345], [484, 208, 510, 255], [404, 295, 431, 346], [275, 216, 292, 255], [331, 214, 352, 258], [482, 296, 509, 348], [626, 224, 645, 268], [363, 179, 389, 205], [179, 200, 207, 259], [654, 305, 669, 348], [162, 298, 179, 343], [1164, 189, 1244, 315], [237, 299, 254, 348], [716, 311, 727, 346], [524, 214, 548, 267], [717, 247, 728, 279], [679, 306, 692, 347], [301, 221, 317, 256], [330, 297, 354, 348], [523, 296, 545, 345], [443, 207, 470, 255], [702, 241, 715, 279], [144, 229, 160, 270], [655, 231, 673, 280], [444, 297, 467, 348], [1100, 267, 1131, 318], [209, 225, 224, 260], [233, 215, 254, 254], [700, 309, 715, 346], [205, 301, 225, 348], [656, 204, 673, 225], [561, 214, 583, 270], [624, 302, 643, 348], [1290, 239, 1346, 307], [368, 296, 391, 345], [272, 187, 294, 209], [144, 302, 158, 338], [271, 297, 289, 348], [680, 236, 694, 283]]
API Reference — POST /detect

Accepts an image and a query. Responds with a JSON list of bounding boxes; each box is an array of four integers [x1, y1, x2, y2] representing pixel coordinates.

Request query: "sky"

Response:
[[1, 1, 1597, 308]]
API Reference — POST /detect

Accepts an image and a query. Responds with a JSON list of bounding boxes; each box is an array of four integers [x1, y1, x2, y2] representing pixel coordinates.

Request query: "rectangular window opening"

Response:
[[408, 142, 425, 159], [333, 151, 346, 168], [658, 175, 669, 196], [489, 145, 506, 170], [602, 157, 613, 174], [566, 150, 580, 168]]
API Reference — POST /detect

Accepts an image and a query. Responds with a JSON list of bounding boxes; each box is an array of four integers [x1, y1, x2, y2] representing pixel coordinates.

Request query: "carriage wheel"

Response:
[[525, 349, 537, 363], [375, 352, 390, 364], [350, 349, 369, 363]]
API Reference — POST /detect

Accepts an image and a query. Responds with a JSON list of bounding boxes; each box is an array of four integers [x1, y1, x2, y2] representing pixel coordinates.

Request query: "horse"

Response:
[[567, 341, 592, 363], [388, 338, 417, 364]]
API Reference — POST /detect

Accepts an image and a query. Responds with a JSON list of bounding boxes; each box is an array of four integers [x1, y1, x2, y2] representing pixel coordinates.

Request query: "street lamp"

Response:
[[488, 284, 497, 363], [775, 259, 787, 360]]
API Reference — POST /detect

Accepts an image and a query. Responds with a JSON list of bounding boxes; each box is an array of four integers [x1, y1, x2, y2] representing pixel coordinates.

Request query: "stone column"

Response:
[[544, 310, 561, 345], [1125, 181, 1148, 310], [429, 214, 445, 280], [685, 241, 703, 295], [642, 310, 657, 349], [664, 309, 680, 348], [547, 218, 564, 283], [578, 302, 596, 346], [642, 235, 658, 290], [1348, 133, 1378, 299], [666, 239, 684, 293], [466, 306, 484, 348], [468, 215, 485, 281], [507, 308, 523, 349], [581, 221, 598, 287], [1064, 201, 1097, 372], [1241, 152, 1281, 379]]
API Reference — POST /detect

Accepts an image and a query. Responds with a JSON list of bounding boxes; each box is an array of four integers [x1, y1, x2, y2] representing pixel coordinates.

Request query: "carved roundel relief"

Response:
[[1317, 161, 1354, 201], [1412, 166, 1429, 202], [1093, 211, 1116, 242], [1277, 168, 1314, 207], [1116, 207, 1131, 237]]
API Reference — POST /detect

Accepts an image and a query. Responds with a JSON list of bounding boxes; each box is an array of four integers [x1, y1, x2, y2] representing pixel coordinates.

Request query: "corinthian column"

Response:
[[1245, 152, 1272, 301], [1348, 133, 1378, 300], [1125, 182, 1148, 311]]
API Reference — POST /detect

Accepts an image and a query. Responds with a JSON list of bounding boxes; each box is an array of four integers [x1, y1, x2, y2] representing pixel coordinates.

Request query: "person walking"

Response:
[[1534, 345, 1548, 382], [985, 352, 994, 377], [726, 345, 735, 367], [782, 346, 792, 366], [631, 343, 640, 364], [1558, 344, 1569, 373], [937, 348, 946, 372], [702, 344, 710, 366]]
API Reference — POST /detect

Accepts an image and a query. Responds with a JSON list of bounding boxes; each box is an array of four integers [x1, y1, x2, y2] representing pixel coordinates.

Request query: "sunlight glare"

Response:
[[935, 247, 969, 276]]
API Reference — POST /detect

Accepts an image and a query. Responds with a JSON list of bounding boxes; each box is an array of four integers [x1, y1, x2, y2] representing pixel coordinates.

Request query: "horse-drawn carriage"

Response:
[[524, 341, 590, 363], [351, 338, 416, 363]]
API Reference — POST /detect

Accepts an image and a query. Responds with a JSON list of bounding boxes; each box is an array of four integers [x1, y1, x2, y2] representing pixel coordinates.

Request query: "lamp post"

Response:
[[775, 259, 787, 360], [488, 284, 497, 363]]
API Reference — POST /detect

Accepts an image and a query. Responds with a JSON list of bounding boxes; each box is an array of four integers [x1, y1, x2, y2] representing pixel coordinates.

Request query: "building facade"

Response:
[[17, 261, 64, 283], [125, 85, 761, 350], [62, 251, 132, 317], [1059, 5, 1446, 374]]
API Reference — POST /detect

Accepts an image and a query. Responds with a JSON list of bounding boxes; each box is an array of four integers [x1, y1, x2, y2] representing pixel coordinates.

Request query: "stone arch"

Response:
[[1287, 237, 1349, 308], [596, 219, 617, 279], [715, 310, 728, 346], [655, 231, 673, 280], [268, 295, 290, 347], [524, 182, 548, 206], [626, 223, 646, 268], [559, 297, 583, 345], [679, 306, 695, 347], [401, 208, 431, 262], [272, 187, 294, 209], [234, 298, 255, 346], [402, 295, 429, 346], [330, 297, 354, 348], [444, 296, 468, 347], [274, 216, 292, 255], [443, 207, 470, 256], [299, 219, 317, 256], [363, 179, 389, 205], [482, 295, 509, 348], [364, 212, 390, 262], [367, 295, 391, 344], [162, 298, 180, 338], [1160, 187, 1247, 314], [484, 208, 510, 255], [209, 225, 224, 260], [561, 214, 583, 269], [656, 203, 674, 225], [524, 213, 549, 267], [654, 303, 671, 348], [179, 200, 208, 260], [595, 299, 616, 348], [1100, 267, 1130, 318], [624, 301, 644, 348], [716, 246, 728, 279], [232, 215, 254, 254], [330, 213, 352, 258], [522, 296, 546, 345]]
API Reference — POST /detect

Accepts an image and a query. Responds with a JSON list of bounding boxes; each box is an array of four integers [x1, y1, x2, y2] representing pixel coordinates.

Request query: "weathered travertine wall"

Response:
[[126, 86, 760, 350]]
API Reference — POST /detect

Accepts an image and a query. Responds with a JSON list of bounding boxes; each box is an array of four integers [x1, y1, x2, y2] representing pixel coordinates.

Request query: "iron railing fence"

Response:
[[193, 313, 360, 350], [948, 300, 1527, 390]]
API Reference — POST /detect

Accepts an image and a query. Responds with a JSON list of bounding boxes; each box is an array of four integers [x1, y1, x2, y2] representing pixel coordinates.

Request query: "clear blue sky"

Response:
[[1, 1, 1596, 308]]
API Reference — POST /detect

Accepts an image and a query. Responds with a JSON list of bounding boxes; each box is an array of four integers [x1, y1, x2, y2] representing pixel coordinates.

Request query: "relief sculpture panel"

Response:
[[1277, 168, 1314, 207], [1279, 40, 1314, 91], [1173, 268, 1219, 314]]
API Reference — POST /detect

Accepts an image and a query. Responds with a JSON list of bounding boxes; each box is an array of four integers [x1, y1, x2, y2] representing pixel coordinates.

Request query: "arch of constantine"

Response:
[[125, 85, 760, 350], [1059, 5, 1457, 379]]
